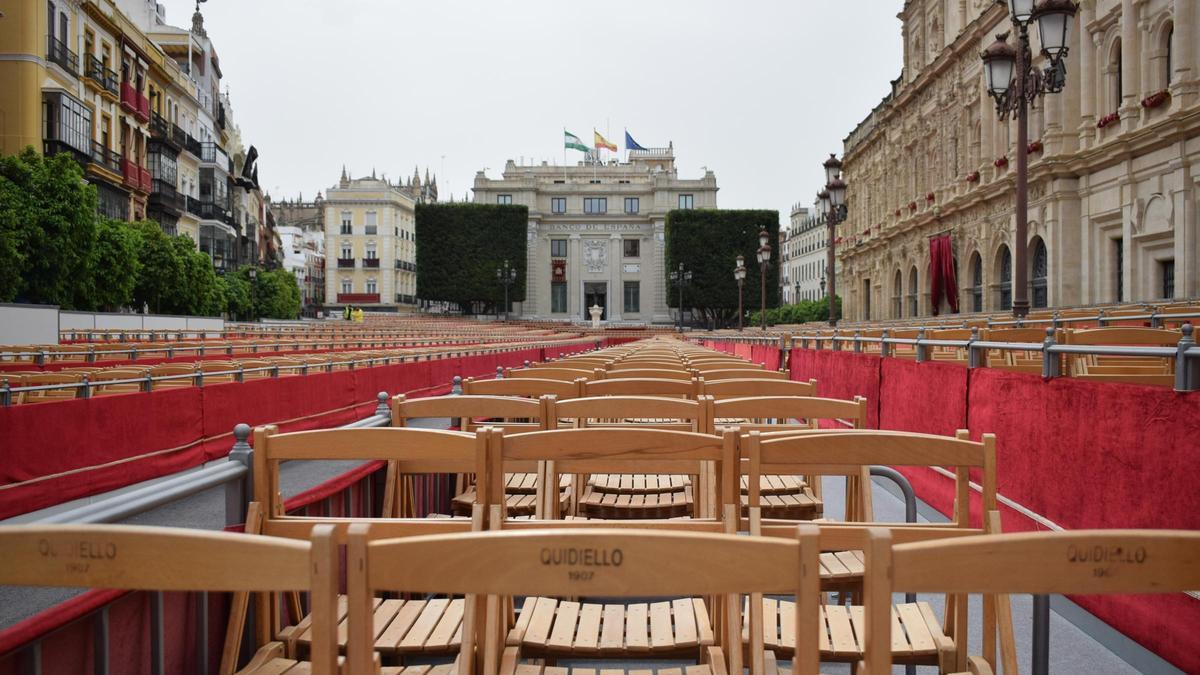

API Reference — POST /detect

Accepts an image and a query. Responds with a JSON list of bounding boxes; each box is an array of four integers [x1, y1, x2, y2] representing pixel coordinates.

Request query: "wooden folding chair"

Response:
[[463, 377, 580, 400], [391, 393, 566, 517], [0, 523, 338, 675], [861, 526, 1200, 675], [505, 367, 593, 382], [698, 369, 788, 381], [702, 378, 818, 401], [149, 363, 198, 389], [581, 377, 700, 399], [714, 395, 868, 521], [251, 425, 488, 665], [13, 372, 80, 404], [89, 367, 149, 396], [745, 429, 1009, 672]]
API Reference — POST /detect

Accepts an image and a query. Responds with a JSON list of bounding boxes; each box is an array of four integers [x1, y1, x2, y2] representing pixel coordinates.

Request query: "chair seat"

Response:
[[589, 473, 690, 494], [744, 598, 949, 664], [510, 597, 714, 657], [453, 475, 572, 517], [739, 489, 823, 520], [291, 595, 465, 657], [381, 665, 461, 675], [578, 484, 693, 519]]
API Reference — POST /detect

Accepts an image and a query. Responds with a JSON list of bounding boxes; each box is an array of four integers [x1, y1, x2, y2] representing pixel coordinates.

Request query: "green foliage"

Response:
[[665, 209, 780, 327], [89, 218, 141, 311], [415, 203, 527, 313], [222, 269, 254, 321], [749, 296, 841, 327], [130, 220, 183, 314], [0, 147, 99, 308], [254, 268, 301, 319]]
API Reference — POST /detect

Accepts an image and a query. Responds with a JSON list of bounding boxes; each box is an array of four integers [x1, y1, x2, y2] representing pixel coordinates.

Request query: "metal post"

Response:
[[1174, 323, 1197, 392], [827, 216, 837, 327], [737, 278, 744, 331], [967, 327, 984, 368], [150, 591, 165, 675], [879, 330, 891, 358], [1041, 327, 1061, 378], [1032, 593, 1050, 675], [93, 606, 110, 675], [375, 391, 390, 418], [196, 591, 209, 675], [760, 257, 767, 332], [853, 331, 862, 353], [225, 424, 254, 527], [451, 376, 463, 396], [915, 328, 928, 363], [1012, 22, 1031, 319]]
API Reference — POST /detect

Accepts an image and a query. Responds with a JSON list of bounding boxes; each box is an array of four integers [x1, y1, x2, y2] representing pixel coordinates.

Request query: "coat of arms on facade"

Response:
[[583, 239, 607, 273]]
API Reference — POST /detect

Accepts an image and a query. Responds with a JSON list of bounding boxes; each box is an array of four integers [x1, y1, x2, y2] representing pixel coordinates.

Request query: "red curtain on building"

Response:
[[928, 234, 959, 315]]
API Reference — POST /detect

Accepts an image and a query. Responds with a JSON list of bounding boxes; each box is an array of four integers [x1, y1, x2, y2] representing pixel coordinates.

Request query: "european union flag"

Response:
[[625, 131, 647, 152]]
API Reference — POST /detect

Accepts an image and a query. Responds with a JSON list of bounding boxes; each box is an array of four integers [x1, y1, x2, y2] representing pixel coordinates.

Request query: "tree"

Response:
[[86, 218, 141, 311], [0, 147, 98, 307], [222, 268, 254, 321], [130, 221, 183, 314], [415, 203, 527, 314], [665, 209, 780, 327], [254, 268, 301, 319]]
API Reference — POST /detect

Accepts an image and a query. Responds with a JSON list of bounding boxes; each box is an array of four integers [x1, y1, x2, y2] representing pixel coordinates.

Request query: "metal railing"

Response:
[[85, 55, 119, 95], [10, 392, 395, 675], [786, 323, 1200, 391], [46, 35, 78, 74]]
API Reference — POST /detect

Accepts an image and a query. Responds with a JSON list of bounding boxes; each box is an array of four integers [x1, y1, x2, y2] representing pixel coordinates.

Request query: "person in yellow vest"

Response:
[[353, 307, 364, 323]]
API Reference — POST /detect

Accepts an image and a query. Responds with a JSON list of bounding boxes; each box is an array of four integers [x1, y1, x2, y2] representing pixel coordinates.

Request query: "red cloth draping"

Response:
[[788, 349, 882, 428], [928, 234, 959, 316]]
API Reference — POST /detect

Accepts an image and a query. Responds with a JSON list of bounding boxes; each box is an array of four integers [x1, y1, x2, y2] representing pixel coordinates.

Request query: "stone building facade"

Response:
[[782, 203, 835, 304], [471, 147, 718, 323], [837, 0, 1198, 321]]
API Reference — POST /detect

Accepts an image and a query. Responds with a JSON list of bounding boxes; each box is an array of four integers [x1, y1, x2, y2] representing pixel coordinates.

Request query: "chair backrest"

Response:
[[506, 367, 593, 382], [462, 376, 580, 399], [859, 528, 1200, 675], [581, 376, 699, 399], [702, 377, 817, 399], [601, 368, 693, 381], [89, 367, 149, 395], [699, 368, 788, 381], [16, 372, 81, 403], [747, 429, 996, 528], [391, 393, 549, 434], [0, 523, 339, 674], [345, 525, 819, 675], [689, 360, 756, 372], [553, 395, 710, 433], [712, 395, 867, 433], [252, 425, 488, 529], [490, 427, 737, 522], [149, 363, 198, 389]]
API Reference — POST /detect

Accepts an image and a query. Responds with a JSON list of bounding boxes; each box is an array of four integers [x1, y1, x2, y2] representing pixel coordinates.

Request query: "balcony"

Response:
[[139, 167, 152, 194], [84, 56, 118, 96], [148, 179, 184, 214], [394, 260, 416, 272], [136, 93, 150, 123], [120, 82, 138, 114], [396, 294, 417, 305], [184, 134, 202, 157], [121, 158, 140, 190], [46, 36, 78, 75], [171, 124, 188, 150], [337, 258, 356, 269], [186, 195, 203, 217], [363, 257, 380, 269], [43, 138, 88, 164], [337, 293, 380, 304], [200, 142, 229, 168], [149, 113, 184, 152], [89, 141, 122, 175]]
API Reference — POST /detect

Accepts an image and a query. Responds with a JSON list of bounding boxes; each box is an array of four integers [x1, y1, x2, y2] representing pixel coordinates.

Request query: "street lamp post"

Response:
[[495, 259, 518, 321], [668, 262, 693, 332], [981, 0, 1077, 318], [734, 255, 746, 331], [248, 267, 257, 321], [820, 154, 848, 327], [756, 230, 771, 331]]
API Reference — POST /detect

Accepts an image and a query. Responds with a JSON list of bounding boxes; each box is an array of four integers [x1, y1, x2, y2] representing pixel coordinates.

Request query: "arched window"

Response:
[[1109, 39, 1123, 111], [1164, 23, 1175, 87], [970, 252, 983, 312], [997, 245, 1012, 311], [892, 270, 903, 318], [1031, 238, 1048, 308], [908, 266, 919, 317]]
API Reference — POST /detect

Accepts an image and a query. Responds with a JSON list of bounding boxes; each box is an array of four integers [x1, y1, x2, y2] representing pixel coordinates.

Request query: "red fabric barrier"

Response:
[[788, 349, 881, 428], [879, 358, 968, 435], [750, 344, 782, 371]]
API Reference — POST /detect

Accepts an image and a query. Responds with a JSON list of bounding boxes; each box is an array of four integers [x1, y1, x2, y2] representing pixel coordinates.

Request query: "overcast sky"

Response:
[[160, 0, 903, 224]]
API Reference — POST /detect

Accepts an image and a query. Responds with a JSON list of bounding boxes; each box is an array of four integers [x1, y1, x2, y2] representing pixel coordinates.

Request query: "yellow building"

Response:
[[324, 170, 419, 312]]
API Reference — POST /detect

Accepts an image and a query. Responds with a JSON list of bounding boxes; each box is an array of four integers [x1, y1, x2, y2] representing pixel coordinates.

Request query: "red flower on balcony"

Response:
[[1141, 90, 1170, 109], [908, 201, 918, 211], [965, 171, 980, 183], [925, 192, 935, 202], [1027, 140, 1044, 154], [994, 156, 1009, 168], [1097, 111, 1120, 129]]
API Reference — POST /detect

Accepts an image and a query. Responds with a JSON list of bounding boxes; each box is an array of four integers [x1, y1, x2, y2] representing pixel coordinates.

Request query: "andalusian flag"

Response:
[[564, 130, 589, 153], [594, 131, 617, 152]]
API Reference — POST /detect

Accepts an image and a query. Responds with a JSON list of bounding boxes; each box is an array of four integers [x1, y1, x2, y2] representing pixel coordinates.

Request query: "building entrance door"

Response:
[[583, 282, 607, 320]]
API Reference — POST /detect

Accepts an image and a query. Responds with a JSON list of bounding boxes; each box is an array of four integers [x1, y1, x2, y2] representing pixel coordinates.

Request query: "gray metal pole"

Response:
[[1032, 594, 1050, 675], [225, 424, 254, 527]]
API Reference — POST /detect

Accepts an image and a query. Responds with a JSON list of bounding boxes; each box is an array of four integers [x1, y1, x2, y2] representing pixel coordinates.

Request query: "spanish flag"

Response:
[[594, 131, 617, 153]]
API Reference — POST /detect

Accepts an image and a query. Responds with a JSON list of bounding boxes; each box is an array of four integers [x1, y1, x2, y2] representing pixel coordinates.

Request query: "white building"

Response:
[[471, 146, 718, 323]]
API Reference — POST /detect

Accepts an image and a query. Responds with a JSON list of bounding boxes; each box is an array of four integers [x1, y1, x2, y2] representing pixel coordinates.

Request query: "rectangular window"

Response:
[[1113, 238, 1124, 302], [365, 211, 377, 235], [550, 238, 568, 258], [365, 247, 377, 260], [623, 281, 640, 313], [44, 92, 92, 154], [341, 244, 352, 259], [551, 282, 568, 313], [340, 278, 352, 294], [623, 238, 640, 258], [366, 278, 377, 294], [340, 211, 352, 235], [497, 194, 512, 205], [584, 197, 607, 214], [1161, 259, 1175, 298], [551, 197, 566, 214], [624, 197, 639, 214], [678, 194, 694, 209]]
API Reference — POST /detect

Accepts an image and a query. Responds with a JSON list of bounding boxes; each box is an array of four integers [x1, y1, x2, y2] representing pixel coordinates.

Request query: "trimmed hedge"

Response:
[[665, 209, 780, 326], [416, 203, 528, 312]]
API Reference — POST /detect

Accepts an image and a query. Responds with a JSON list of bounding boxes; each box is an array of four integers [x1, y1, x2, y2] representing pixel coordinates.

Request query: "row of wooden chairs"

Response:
[[4, 424, 1195, 674]]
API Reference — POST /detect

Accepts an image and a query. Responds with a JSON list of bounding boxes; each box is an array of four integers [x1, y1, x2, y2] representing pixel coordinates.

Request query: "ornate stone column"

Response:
[[608, 233, 622, 321], [1172, 0, 1198, 107], [568, 234, 581, 318], [1077, 0, 1096, 148], [1118, 0, 1141, 132]]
